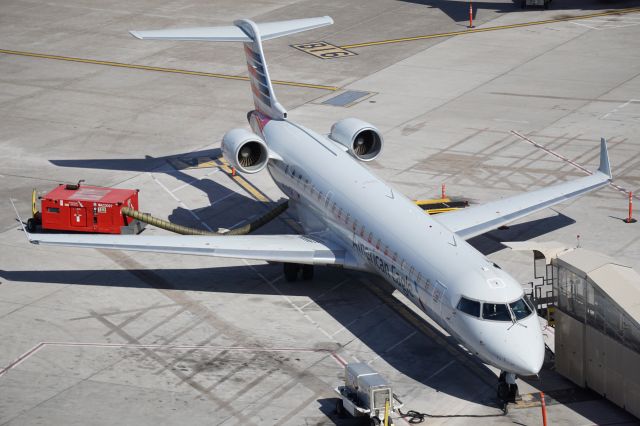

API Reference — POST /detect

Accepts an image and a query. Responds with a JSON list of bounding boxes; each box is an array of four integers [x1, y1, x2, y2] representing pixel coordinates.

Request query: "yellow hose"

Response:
[[121, 200, 288, 236]]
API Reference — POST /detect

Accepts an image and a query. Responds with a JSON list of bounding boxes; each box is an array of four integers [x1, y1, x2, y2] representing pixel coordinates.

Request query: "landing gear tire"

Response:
[[497, 372, 519, 403], [370, 418, 381, 426], [283, 263, 300, 282], [497, 381, 511, 402], [335, 399, 344, 417], [302, 265, 314, 280]]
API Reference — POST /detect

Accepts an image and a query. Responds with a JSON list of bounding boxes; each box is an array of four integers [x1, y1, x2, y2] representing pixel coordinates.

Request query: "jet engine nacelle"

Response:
[[221, 128, 269, 174], [329, 118, 383, 162]]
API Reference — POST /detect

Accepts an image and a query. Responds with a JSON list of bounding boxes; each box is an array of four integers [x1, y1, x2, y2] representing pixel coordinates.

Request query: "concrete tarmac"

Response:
[[1, 0, 639, 424]]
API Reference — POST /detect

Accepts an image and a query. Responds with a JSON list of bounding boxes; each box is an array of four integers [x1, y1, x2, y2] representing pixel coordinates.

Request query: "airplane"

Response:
[[14, 16, 612, 403]]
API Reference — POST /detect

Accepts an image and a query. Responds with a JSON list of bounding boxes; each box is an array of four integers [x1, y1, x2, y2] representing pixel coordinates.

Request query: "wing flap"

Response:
[[435, 139, 612, 239]]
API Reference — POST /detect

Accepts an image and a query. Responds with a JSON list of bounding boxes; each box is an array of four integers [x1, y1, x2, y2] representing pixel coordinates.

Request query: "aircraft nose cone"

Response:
[[508, 320, 545, 376], [512, 345, 544, 376]]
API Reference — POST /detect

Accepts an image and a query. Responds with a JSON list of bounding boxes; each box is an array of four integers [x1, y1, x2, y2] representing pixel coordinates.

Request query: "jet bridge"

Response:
[[507, 242, 640, 418]]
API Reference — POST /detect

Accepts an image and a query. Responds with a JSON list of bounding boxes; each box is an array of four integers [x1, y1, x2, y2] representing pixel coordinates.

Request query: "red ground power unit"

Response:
[[40, 183, 140, 234]]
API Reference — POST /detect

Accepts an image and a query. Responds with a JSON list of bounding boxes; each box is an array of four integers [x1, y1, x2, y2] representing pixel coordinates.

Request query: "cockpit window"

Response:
[[456, 297, 480, 317], [482, 303, 511, 321], [509, 298, 533, 320]]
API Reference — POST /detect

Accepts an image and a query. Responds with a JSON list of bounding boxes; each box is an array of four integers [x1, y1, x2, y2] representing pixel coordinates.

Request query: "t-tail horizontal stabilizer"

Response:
[[130, 17, 334, 120]]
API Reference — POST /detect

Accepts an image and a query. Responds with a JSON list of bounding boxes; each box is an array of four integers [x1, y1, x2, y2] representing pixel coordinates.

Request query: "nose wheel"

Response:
[[497, 372, 519, 403]]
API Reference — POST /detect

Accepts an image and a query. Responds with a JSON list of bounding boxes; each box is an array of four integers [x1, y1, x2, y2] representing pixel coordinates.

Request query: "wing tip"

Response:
[[599, 137, 612, 179], [129, 31, 144, 39]]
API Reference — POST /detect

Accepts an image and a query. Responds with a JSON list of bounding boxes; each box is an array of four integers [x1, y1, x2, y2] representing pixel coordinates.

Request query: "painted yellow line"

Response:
[[214, 157, 270, 204], [340, 7, 640, 49], [0, 48, 339, 91], [213, 158, 305, 233]]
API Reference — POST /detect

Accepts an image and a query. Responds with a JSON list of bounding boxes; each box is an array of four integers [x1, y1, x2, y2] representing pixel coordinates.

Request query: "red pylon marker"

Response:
[[626, 191, 637, 223], [540, 392, 548, 426], [232, 167, 237, 177], [441, 183, 446, 199], [469, 1, 474, 28]]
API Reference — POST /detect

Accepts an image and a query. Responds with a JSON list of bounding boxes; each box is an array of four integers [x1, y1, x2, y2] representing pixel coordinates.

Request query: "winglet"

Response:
[[9, 199, 35, 243], [598, 137, 612, 179]]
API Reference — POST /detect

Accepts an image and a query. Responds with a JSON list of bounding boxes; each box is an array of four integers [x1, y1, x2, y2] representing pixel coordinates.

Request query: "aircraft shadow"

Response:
[[40, 153, 607, 423], [0, 259, 504, 418], [467, 213, 576, 255], [50, 153, 291, 233]]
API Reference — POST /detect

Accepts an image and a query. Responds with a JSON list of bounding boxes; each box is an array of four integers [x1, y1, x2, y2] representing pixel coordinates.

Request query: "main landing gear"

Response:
[[497, 372, 519, 404], [283, 263, 314, 282]]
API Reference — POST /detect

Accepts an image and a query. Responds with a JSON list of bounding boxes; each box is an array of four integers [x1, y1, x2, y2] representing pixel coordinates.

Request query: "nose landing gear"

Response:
[[497, 372, 519, 404]]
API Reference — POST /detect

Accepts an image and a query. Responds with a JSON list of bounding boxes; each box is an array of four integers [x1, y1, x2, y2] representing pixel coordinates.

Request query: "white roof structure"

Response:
[[507, 241, 640, 324]]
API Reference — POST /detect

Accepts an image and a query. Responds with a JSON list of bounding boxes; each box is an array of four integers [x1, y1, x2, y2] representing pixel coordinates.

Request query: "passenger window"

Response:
[[457, 297, 480, 317], [509, 298, 533, 320], [483, 303, 511, 321]]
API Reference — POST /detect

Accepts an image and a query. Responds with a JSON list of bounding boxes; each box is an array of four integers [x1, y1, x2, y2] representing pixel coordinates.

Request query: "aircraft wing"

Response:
[[434, 139, 612, 240], [24, 232, 345, 265], [16, 214, 345, 265]]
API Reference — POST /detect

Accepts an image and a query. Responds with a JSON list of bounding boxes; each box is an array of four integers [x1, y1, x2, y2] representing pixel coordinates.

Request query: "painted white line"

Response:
[[228, 214, 257, 230], [423, 359, 455, 382], [150, 172, 180, 202], [331, 303, 384, 337], [570, 18, 640, 30], [149, 172, 214, 232], [299, 278, 350, 310], [171, 169, 220, 193], [601, 99, 638, 119], [242, 260, 334, 340], [570, 21, 601, 30], [367, 331, 417, 365], [210, 191, 238, 207], [0, 341, 340, 378], [241, 260, 359, 365], [510, 130, 638, 200], [493, 118, 529, 124]]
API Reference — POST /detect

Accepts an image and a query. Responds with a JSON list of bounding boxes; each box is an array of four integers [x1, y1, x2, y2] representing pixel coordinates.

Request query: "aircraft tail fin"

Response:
[[131, 17, 334, 119]]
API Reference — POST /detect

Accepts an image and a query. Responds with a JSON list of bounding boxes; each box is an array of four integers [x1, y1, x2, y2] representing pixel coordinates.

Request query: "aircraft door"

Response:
[[432, 280, 448, 320], [324, 191, 333, 209]]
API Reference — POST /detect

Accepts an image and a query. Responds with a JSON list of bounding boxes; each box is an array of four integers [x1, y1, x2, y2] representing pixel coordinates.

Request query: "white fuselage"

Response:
[[253, 114, 544, 376]]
